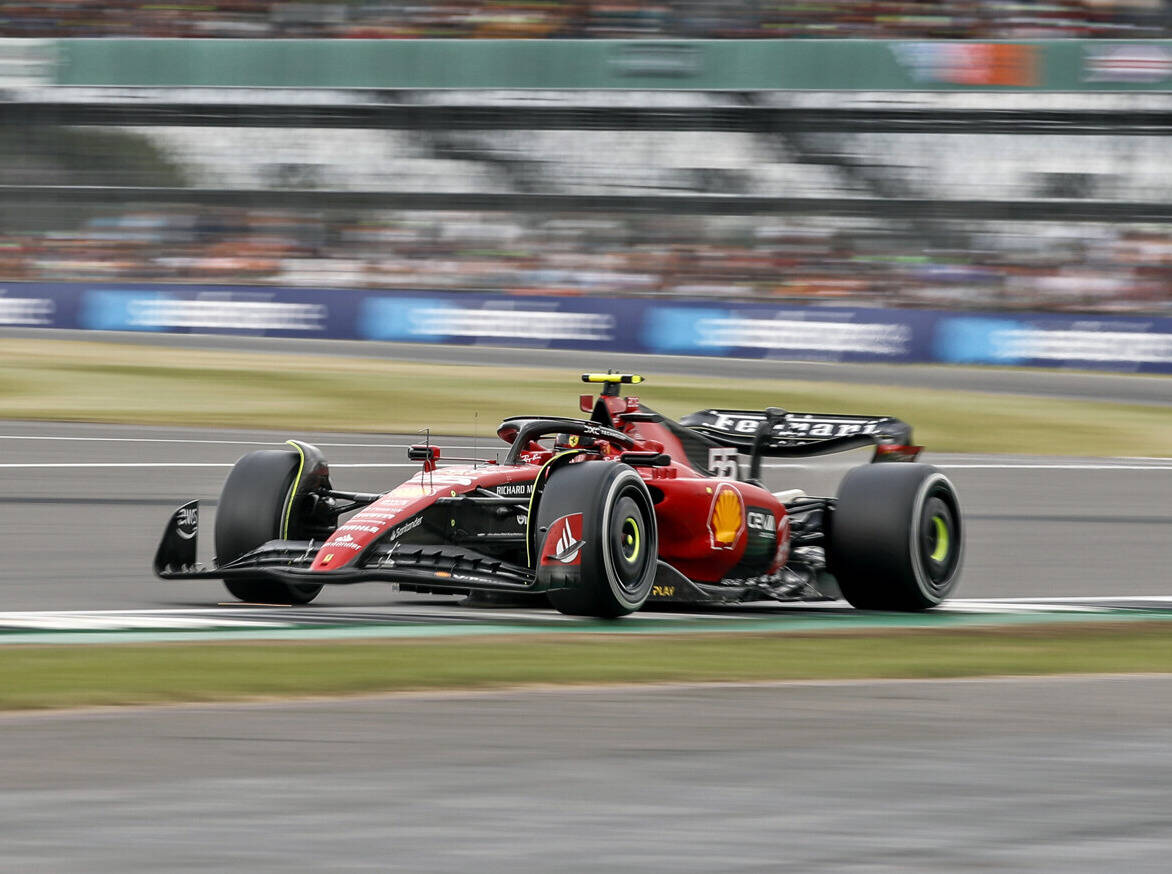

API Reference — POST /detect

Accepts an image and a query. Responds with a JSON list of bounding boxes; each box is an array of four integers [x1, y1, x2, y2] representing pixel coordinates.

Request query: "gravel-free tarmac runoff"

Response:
[[1, 676, 1171, 873]]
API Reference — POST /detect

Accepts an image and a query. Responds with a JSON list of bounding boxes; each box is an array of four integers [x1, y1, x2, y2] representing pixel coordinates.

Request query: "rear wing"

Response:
[[680, 409, 914, 446], [680, 409, 921, 474]]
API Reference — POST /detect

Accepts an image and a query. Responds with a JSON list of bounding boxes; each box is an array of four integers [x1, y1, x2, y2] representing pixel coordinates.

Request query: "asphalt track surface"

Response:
[[0, 420, 1170, 613], [2, 676, 1171, 873], [7, 326, 1172, 406]]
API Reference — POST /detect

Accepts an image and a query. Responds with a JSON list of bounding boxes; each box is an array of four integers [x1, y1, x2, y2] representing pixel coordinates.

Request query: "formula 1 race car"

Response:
[[155, 373, 963, 617]]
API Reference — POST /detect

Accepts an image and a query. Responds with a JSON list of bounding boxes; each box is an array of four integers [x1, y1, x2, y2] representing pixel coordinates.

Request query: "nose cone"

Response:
[[309, 505, 412, 572], [310, 530, 371, 571]]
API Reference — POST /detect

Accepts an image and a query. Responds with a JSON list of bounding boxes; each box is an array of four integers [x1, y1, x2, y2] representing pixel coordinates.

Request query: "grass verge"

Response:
[[1, 339, 1170, 456], [2, 623, 1171, 711]]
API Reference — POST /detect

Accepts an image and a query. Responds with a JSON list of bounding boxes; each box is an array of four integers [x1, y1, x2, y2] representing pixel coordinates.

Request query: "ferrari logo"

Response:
[[568, 435, 579, 447]]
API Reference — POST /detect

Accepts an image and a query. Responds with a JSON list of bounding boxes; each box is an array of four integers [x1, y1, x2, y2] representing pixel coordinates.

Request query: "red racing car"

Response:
[[155, 373, 963, 617]]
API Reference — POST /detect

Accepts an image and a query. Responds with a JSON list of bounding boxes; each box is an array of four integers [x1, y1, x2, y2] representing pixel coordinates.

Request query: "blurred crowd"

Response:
[[1, 208, 1168, 315], [0, 0, 1169, 39]]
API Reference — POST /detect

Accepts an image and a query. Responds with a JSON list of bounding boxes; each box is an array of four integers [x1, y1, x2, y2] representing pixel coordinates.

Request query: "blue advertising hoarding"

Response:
[[1, 281, 1169, 374], [934, 313, 1172, 371], [641, 304, 941, 363]]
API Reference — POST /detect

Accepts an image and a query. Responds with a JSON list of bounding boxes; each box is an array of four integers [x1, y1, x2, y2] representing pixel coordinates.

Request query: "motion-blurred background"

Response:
[[0, 4, 1170, 368], [1, 21, 1171, 872]]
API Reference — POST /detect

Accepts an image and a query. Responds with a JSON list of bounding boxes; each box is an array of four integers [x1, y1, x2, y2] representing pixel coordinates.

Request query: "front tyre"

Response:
[[827, 463, 963, 611], [537, 462, 658, 618], [215, 448, 324, 605]]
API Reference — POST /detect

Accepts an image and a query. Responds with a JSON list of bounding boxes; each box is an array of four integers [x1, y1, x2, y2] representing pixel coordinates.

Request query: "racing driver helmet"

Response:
[[554, 432, 599, 453]]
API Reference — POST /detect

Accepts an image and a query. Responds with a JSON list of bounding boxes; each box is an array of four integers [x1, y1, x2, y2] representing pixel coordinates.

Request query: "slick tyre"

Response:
[[537, 462, 657, 618], [828, 463, 963, 611], [215, 449, 323, 605]]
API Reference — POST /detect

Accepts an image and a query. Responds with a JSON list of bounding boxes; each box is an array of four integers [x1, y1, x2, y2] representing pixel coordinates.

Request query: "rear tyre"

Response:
[[215, 449, 324, 605], [827, 463, 963, 611], [537, 462, 657, 618]]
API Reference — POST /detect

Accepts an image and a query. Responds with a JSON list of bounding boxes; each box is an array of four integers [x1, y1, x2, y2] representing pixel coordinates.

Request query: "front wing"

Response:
[[154, 501, 541, 595]]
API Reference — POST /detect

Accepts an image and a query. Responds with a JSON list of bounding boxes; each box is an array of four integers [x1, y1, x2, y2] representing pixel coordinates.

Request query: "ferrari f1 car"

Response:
[[155, 373, 963, 617]]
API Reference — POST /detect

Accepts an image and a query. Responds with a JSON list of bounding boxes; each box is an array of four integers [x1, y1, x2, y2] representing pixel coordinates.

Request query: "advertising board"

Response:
[[3, 282, 1169, 374]]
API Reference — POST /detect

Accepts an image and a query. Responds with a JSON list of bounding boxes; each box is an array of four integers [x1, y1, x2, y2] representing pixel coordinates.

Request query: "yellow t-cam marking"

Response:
[[581, 373, 644, 385]]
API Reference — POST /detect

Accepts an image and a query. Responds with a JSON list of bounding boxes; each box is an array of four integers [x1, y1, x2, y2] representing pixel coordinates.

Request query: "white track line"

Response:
[[5, 461, 1171, 471], [933, 464, 1172, 471], [969, 595, 1172, 605], [0, 597, 1161, 616], [0, 462, 234, 468], [0, 462, 422, 469], [763, 462, 1172, 471], [4, 435, 1169, 470], [0, 597, 1167, 632], [0, 434, 478, 449]]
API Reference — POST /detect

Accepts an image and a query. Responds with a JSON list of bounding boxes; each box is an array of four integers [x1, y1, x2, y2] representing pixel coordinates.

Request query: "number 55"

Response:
[[707, 447, 739, 479]]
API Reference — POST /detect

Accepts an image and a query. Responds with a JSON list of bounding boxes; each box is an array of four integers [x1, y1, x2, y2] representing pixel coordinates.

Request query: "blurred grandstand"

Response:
[[1, 1, 1169, 39], [0, 84, 1168, 315], [0, 17, 1170, 316]]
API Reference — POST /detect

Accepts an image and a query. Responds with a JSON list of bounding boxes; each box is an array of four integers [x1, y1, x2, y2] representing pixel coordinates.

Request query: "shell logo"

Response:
[[707, 484, 745, 550]]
